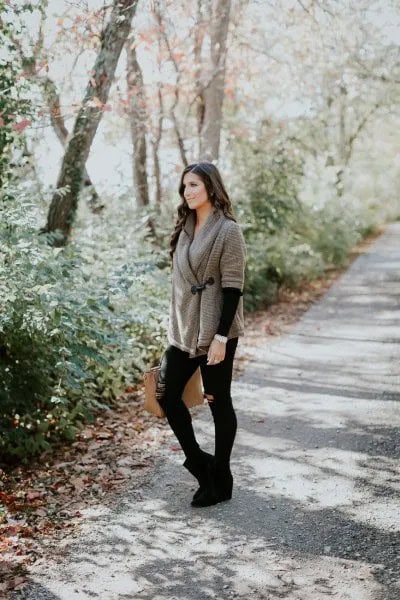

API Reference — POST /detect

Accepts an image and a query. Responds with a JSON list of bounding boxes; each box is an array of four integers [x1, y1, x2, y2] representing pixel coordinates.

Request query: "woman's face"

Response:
[[182, 172, 212, 211]]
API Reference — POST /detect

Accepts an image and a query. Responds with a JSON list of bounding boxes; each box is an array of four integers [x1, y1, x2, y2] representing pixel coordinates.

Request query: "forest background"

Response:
[[1, 0, 399, 461]]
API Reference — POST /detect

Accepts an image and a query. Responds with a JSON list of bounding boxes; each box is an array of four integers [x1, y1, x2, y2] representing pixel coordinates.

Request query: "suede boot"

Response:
[[183, 450, 215, 501], [191, 463, 233, 507], [190, 461, 218, 507]]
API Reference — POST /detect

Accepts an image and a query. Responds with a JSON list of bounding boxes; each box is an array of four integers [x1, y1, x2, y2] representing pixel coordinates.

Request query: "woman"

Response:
[[158, 161, 247, 507]]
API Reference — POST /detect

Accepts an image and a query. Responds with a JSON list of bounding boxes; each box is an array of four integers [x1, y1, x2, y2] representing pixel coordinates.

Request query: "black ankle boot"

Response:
[[183, 451, 215, 501], [190, 461, 218, 507], [191, 463, 233, 507]]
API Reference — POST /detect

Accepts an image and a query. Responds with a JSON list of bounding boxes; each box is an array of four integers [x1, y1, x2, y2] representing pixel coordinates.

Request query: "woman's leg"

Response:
[[199, 337, 239, 469], [158, 345, 204, 461]]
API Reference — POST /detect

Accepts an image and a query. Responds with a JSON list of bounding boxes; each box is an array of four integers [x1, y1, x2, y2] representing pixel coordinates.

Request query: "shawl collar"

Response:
[[177, 208, 223, 284]]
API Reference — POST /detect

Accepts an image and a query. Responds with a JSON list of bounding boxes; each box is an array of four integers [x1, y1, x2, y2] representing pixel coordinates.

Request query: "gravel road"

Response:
[[14, 224, 400, 600]]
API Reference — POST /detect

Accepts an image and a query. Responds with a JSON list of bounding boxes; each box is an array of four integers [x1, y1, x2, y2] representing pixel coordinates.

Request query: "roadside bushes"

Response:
[[0, 188, 169, 462], [0, 2, 32, 189], [230, 137, 369, 311]]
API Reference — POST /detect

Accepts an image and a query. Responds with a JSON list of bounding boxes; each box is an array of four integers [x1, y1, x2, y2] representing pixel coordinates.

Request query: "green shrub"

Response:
[[0, 1, 33, 189], [0, 188, 169, 462], [229, 134, 374, 310], [311, 201, 362, 267]]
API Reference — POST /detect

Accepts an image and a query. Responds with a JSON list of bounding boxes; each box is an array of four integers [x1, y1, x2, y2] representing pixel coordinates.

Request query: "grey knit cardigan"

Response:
[[167, 207, 247, 358]]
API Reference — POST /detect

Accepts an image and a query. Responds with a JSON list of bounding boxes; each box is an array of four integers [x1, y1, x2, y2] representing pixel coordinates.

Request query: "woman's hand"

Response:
[[207, 339, 226, 365]]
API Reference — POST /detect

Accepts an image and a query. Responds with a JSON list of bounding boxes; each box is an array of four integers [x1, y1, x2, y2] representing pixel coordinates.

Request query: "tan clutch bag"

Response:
[[143, 364, 204, 418]]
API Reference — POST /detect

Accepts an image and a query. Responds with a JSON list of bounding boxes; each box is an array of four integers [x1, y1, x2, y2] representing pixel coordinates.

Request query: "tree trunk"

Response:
[[42, 77, 104, 213], [195, 0, 206, 136], [199, 0, 231, 161], [152, 86, 163, 204], [126, 38, 150, 207], [153, 0, 187, 166], [43, 0, 139, 244]]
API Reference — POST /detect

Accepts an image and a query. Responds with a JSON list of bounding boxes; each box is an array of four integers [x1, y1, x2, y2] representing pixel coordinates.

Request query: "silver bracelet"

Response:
[[214, 334, 228, 344]]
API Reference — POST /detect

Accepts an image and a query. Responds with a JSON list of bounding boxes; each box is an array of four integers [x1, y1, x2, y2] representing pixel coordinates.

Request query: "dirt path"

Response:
[[12, 224, 400, 600]]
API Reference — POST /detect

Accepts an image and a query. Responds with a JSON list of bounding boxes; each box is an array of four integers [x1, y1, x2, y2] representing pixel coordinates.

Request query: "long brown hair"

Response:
[[169, 162, 236, 260]]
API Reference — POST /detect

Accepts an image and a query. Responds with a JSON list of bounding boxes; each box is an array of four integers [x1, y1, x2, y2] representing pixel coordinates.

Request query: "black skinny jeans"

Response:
[[158, 337, 239, 469]]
